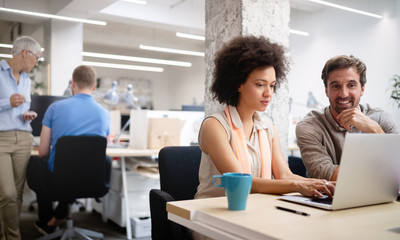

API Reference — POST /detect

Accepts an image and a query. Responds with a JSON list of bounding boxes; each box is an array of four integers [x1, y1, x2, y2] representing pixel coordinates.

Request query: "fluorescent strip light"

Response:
[[0, 53, 45, 62], [140, 45, 205, 57], [0, 44, 12, 49], [176, 32, 205, 41], [176, 30, 309, 40], [0, 43, 45, 51], [83, 61, 163, 72], [82, 51, 191, 67], [309, 0, 382, 19], [289, 29, 309, 36], [121, 0, 147, 4], [0, 7, 107, 25], [0, 53, 12, 58]]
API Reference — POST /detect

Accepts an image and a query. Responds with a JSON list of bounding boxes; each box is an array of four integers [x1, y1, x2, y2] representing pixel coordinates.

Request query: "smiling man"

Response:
[[296, 55, 399, 181]]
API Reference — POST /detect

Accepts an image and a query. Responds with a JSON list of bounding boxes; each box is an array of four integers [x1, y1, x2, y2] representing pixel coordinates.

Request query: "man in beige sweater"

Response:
[[296, 55, 399, 181]]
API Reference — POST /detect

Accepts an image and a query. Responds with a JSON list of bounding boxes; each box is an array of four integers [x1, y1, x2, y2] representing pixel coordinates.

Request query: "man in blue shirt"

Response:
[[28, 65, 110, 235], [0, 36, 41, 240]]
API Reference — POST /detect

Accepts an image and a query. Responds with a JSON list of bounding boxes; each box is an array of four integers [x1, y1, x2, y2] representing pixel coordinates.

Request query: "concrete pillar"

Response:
[[204, 0, 290, 159], [43, 20, 83, 96]]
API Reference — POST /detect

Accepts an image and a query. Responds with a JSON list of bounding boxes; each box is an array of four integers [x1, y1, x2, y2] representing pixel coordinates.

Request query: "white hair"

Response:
[[12, 36, 41, 56]]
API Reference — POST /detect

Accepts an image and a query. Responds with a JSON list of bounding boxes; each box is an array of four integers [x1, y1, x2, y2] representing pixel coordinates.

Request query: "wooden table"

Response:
[[32, 147, 159, 240], [167, 193, 400, 240]]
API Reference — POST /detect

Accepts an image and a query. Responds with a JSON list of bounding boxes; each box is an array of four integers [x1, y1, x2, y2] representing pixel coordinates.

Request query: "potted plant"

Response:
[[29, 61, 45, 95], [391, 74, 400, 108]]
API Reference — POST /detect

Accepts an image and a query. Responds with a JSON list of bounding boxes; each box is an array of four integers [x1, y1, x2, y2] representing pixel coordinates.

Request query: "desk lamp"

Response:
[[306, 91, 323, 109], [103, 81, 119, 107], [112, 84, 141, 147], [121, 84, 140, 110], [63, 80, 73, 97]]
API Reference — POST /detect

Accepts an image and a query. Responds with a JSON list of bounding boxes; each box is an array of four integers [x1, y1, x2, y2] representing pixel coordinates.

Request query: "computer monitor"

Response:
[[182, 105, 204, 112], [30, 95, 67, 136]]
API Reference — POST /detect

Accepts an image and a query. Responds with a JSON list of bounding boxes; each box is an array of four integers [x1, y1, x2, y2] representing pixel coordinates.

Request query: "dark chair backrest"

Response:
[[151, 146, 202, 240], [158, 146, 202, 201], [288, 156, 308, 178], [52, 135, 109, 199]]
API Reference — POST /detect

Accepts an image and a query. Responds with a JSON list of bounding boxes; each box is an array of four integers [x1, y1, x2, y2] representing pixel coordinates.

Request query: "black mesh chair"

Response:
[[36, 135, 110, 240], [150, 146, 202, 240]]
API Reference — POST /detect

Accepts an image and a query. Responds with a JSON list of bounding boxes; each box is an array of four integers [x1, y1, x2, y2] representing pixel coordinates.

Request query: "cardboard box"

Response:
[[147, 118, 185, 149], [109, 110, 121, 136], [131, 217, 151, 238], [129, 110, 204, 149]]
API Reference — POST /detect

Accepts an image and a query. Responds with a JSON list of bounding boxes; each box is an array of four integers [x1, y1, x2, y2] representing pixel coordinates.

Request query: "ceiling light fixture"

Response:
[[0, 7, 107, 25], [309, 0, 382, 19], [0, 53, 45, 62], [139, 44, 205, 57], [82, 51, 191, 67], [289, 29, 309, 36], [121, 0, 147, 4], [83, 61, 163, 72], [0, 43, 45, 51], [0, 53, 12, 59], [176, 30, 309, 40], [176, 32, 205, 41]]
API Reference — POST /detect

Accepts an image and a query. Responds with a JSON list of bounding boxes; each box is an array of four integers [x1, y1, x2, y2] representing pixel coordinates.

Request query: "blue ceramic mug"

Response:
[[212, 172, 252, 211]]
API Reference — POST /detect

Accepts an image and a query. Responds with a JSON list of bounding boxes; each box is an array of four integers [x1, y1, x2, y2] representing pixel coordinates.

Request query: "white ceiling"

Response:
[[0, 0, 206, 34], [0, 0, 360, 62], [98, 0, 205, 33], [0, 0, 322, 38], [0, 0, 211, 58]]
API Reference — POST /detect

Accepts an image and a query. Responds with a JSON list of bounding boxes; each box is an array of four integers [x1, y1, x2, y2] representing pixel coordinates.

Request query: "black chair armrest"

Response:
[[150, 189, 192, 240], [150, 189, 174, 240]]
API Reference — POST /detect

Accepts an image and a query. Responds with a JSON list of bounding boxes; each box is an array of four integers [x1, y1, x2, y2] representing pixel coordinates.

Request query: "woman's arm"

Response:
[[200, 117, 242, 173], [200, 118, 334, 198]]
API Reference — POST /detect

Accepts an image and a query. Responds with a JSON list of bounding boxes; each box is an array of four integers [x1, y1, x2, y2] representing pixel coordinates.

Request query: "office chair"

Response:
[[36, 135, 110, 240], [150, 146, 202, 240], [288, 156, 308, 178]]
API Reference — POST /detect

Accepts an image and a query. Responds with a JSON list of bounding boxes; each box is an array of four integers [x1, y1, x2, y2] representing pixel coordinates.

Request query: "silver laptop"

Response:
[[280, 133, 400, 210]]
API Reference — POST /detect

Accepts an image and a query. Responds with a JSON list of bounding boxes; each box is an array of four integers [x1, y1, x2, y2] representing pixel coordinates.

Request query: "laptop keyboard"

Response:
[[311, 197, 333, 205]]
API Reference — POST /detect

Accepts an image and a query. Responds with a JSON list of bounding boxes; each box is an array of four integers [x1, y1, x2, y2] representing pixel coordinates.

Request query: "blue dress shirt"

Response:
[[0, 60, 32, 132], [42, 93, 110, 172]]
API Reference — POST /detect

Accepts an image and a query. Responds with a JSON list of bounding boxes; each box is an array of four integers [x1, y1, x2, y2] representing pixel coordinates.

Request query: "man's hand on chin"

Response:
[[337, 108, 384, 133]]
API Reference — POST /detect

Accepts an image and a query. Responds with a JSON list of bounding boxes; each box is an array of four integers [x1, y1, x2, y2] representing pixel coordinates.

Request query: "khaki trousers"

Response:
[[0, 131, 33, 240]]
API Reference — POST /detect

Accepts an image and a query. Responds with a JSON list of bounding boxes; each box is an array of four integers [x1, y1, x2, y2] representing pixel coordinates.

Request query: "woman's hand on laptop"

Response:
[[296, 179, 335, 198]]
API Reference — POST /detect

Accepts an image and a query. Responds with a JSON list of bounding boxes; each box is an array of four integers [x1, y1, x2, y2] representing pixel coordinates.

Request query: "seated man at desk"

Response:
[[28, 65, 110, 235], [296, 55, 399, 181]]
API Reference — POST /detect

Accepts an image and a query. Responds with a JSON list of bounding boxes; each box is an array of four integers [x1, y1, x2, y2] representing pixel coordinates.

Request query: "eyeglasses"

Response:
[[28, 50, 40, 64]]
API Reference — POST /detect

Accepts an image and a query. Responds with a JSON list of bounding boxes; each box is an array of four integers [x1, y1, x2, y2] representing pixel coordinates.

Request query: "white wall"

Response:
[[166, 55, 205, 109], [288, 0, 400, 129]]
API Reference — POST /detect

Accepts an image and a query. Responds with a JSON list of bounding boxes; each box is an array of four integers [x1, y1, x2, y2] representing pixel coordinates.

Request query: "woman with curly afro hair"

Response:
[[195, 36, 335, 199]]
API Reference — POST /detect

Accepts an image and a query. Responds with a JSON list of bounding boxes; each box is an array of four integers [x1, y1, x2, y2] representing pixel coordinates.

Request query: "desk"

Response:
[[106, 148, 158, 239], [167, 194, 400, 240], [31, 147, 159, 240]]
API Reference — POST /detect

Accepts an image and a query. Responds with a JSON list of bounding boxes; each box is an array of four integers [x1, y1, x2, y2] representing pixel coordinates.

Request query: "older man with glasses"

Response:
[[0, 35, 41, 240]]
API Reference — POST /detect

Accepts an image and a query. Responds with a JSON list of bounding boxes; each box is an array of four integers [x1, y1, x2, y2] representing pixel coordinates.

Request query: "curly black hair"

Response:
[[321, 55, 367, 88], [211, 35, 290, 106]]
